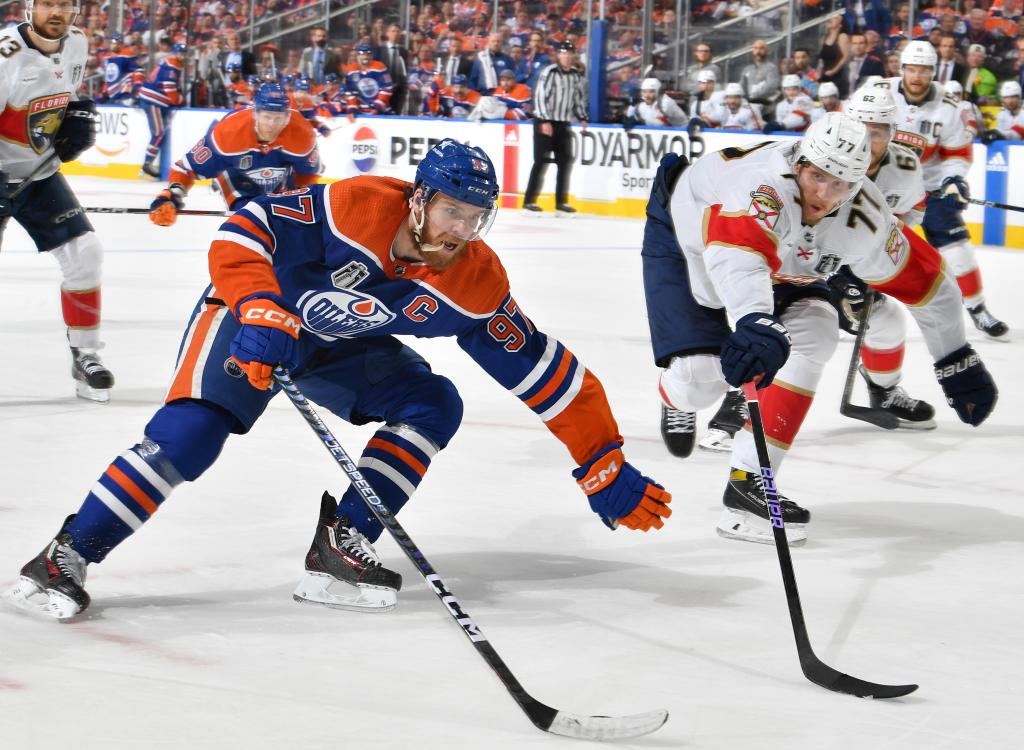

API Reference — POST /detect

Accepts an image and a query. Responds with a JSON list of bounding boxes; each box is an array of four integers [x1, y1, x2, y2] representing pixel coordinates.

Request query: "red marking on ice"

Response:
[[77, 626, 213, 667], [0, 678, 27, 690]]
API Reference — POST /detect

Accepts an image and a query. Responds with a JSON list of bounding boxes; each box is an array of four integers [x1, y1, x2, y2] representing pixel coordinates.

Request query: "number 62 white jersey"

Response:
[[0, 23, 88, 181]]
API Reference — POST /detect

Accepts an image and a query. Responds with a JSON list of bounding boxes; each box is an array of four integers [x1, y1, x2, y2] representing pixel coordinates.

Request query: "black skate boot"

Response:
[[293, 491, 402, 612], [4, 515, 90, 619], [717, 468, 810, 546], [140, 160, 161, 179], [967, 303, 1009, 342], [71, 347, 115, 403], [860, 367, 936, 430], [660, 403, 696, 458], [699, 388, 748, 453]]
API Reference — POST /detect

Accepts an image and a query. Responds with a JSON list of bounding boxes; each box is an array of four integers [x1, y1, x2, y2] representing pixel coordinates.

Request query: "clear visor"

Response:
[[33, 0, 79, 14], [424, 192, 496, 242], [804, 163, 859, 204]]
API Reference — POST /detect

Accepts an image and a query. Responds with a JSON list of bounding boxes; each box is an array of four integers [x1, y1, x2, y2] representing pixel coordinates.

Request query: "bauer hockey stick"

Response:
[[81, 207, 230, 217], [839, 291, 900, 430], [272, 365, 669, 741], [741, 381, 918, 699]]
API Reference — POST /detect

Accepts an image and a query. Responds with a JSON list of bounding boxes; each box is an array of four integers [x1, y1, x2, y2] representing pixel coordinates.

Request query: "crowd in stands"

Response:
[[5, 0, 1023, 135]]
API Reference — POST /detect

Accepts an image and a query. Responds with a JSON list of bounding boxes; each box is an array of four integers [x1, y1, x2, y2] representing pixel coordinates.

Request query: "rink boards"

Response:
[[63, 104, 1024, 248]]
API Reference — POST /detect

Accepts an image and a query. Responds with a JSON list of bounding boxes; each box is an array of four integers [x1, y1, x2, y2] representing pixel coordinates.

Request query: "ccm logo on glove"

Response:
[[241, 305, 302, 335]]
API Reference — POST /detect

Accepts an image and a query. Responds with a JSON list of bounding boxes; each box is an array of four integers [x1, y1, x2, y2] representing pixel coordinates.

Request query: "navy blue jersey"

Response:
[[201, 177, 621, 463]]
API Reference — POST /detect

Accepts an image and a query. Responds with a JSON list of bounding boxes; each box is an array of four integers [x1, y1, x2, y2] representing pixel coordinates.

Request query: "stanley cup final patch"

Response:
[[748, 185, 781, 231]]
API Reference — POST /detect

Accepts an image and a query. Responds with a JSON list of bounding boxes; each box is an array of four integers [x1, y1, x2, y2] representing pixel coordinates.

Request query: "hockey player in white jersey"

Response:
[[719, 82, 761, 130], [763, 74, 813, 132], [943, 80, 980, 138], [641, 113, 997, 544], [0, 0, 113, 401], [880, 41, 1009, 340], [981, 81, 1024, 143], [623, 77, 687, 127], [688, 69, 726, 127], [827, 85, 937, 427], [810, 81, 842, 123]]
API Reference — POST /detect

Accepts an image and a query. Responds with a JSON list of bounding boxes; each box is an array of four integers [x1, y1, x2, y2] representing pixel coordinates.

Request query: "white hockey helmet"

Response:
[[1000, 80, 1022, 99], [796, 112, 871, 183], [782, 74, 802, 89], [944, 79, 963, 98], [900, 40, 938, 70], [724, 82, 744, 97], [818, 81, 840, 99], [697, 69, 717, 83], [25, 0, 81, 39], [641, 77, 661, 92], [845, 85, 896, 126]]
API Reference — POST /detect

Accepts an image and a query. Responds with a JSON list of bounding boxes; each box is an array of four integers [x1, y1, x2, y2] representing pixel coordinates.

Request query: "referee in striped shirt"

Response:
[[523, 41, 588, 214]]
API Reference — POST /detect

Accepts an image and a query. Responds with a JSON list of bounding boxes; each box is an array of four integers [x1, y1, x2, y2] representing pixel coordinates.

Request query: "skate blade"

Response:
[[715, 508, 807, 547], [75, 382, 111, 403], [292, 572, 396, 613], [2, 577, 84, 620], [698, 428, 733, 452], [896, 417, 937, 430]]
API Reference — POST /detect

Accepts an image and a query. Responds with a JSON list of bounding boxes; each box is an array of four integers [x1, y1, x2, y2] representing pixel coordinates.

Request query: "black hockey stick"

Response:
[[839, 291, 900, 430], [741, 381, 918, 699], [272, 365, 669, 741], [82, 206, 230, 217], [927, 190, 1024, 213]]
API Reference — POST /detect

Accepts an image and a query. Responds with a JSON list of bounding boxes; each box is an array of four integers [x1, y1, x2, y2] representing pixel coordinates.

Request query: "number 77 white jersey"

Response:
[[0, 23, 88, 181], [875, 77, 972, 190]]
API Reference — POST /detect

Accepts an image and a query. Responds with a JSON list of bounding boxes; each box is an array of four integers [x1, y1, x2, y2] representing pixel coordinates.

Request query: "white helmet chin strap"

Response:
[[408, 191, 445, 254]]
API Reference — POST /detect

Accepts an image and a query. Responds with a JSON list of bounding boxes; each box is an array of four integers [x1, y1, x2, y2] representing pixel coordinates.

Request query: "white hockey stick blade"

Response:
[[546, 708, 669, 741]]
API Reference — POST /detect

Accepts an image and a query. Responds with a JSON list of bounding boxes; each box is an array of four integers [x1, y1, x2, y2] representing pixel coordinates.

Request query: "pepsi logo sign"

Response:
[[351, 126, 379, 172]]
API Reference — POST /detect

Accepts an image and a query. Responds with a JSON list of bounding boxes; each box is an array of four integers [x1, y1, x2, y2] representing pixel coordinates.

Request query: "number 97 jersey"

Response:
[[0, 23, 88, 181]]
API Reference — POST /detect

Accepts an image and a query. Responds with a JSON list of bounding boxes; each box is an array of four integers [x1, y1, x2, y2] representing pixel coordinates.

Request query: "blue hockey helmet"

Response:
[[226, 62, 242, 73], [172, 42, 187, 54], [254, 83, 290, 113], [109, 32, 123, 43], [280, 74, 295, 88], [325, 73, 339, 84], [355, 42, 373, 55], [295, 76, 312, 92], [415, 139, 499, 211], [450, 74, 468, 87]]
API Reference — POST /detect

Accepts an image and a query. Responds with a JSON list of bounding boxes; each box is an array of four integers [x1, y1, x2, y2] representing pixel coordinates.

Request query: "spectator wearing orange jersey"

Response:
[[492, 68, 532, 119], [437, 74, 481, 117]]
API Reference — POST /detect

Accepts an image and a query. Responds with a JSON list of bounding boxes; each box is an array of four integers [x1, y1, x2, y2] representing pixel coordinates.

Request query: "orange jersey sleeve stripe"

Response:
[[208, 240, 281, 312], [523, 347, 573, 408], [543, 370, 622, 465], [703, 204, 782, 274], [869, 226, 945, 306]]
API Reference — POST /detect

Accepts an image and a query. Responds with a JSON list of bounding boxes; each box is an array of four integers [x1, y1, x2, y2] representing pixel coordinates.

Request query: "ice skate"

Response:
[[555, 203, 577, 217], [660, 403, 696, 458], [71, 347, 114, 403], [699, 388, 748, 452], [859, 367, 936, 430], [139, 161, 161, 180], [4, 515, 90, 620], [967, 303, 1009, 342], [716, 469, 810, 546], [293, 492, 402, 613]]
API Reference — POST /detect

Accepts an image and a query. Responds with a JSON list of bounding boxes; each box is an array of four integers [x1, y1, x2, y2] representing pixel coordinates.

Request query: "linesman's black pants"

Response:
[[523, 120, 573, 206]]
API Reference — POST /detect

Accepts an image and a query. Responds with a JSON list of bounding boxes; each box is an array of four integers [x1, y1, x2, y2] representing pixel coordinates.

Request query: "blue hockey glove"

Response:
[[934, 344, 997, 426], [230, 293, 302, 390], [573, 443, 672, 532], [826, 266, 869, 335], [762, 120, 785, 134], [720, 312, 791, 389], [940, 175, 970, 211]]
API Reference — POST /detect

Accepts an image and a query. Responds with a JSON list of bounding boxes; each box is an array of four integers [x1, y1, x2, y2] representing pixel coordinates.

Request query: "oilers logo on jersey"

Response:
[[28, 93, 70, 153], [299, 288, 396, 339], [355, 75, 381, 99], [245, 166, 289, 192]]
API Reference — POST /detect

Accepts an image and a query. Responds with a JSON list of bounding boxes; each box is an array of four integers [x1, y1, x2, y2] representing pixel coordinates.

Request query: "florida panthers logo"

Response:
[[298, 289, 395, 339], [28, 94, 71, 154]]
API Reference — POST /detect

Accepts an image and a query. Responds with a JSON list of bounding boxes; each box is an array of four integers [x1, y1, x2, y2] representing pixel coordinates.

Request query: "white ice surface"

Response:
[[0, 176, 1022, 749]]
